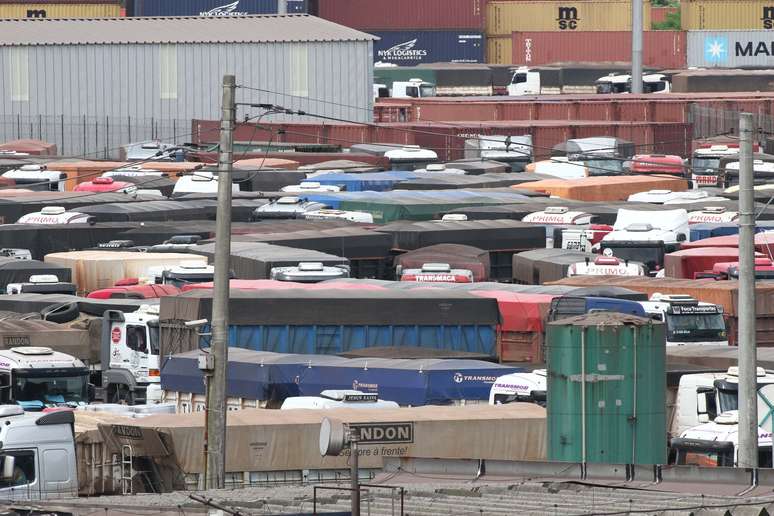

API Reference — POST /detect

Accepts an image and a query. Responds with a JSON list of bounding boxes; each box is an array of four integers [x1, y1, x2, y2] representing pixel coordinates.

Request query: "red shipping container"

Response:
[[511, 31, 686, 70], [318, 0, 485, 30]]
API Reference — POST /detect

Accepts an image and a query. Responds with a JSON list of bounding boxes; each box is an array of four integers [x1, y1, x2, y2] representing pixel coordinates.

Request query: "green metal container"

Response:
[[547, 312, 666, 465]]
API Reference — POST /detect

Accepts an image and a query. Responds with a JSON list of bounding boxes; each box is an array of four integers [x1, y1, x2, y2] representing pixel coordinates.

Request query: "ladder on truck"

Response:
[[120, 444, 164, 494]]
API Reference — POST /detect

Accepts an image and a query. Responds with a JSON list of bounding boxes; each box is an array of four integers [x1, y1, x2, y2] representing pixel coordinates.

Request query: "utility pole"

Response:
[[738, 112, 758, 469], [631, 0, 643, 94], [350, 428, 361, 516], [206, 74, 235, 489]]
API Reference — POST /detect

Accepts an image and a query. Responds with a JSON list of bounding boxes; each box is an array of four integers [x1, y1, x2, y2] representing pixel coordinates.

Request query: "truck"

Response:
[[1, 165, 66, 192], [280, 390, 399, 410], [281, 181, 342, 194], [270, 262, 350, 283], [489, 370, 546, 406], [252, 196, 328, 220], [463, 135, 532, 172], [16, 206, 93, 225], [399, 262, 474, 283], [304, 209, 374, 224], [626, 189, 718, 205], [384, 145, 438, 170], [670, 411, 773, 468], [389, 78, 436, 99], [595, 73, 671, 94], [6, 274, 76, 296], [691, 145, 740, 187], [0, 347, 91, 411], [687, 206, 738, 225], [522, 206, 594, 226], [640, 294, 727, 347], [507, 67, 542, 96], [627, 154, 686, 178], [566, 256, 646, 277], [559, 224, 614, 253], [701, 258, 774, 280], [101, 305, 161, 404]]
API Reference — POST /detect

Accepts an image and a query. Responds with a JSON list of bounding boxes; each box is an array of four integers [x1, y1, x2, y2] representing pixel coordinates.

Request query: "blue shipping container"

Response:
[[131, 0, 306, 17], [371, 30, 484, 66], [205, 324, 497, 356]]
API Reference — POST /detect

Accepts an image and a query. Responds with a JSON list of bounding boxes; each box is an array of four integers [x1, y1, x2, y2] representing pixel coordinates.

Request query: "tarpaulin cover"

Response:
[[44, 251, 206, 293], [0, 257, 71, 286], [394, 244, 490, 281], [311, 171, 416, 192], [109, 175, 176, 197], [378, 219, 546, 251], [681, 233, 774, 256], [448, 159, 511, 175], [78, 199, 263, 223], [448, 201, 672, 225], [0, 192, 160, 223], [229, 227, 393, 260], [512, 248, 596, 285], [189, 242, 349, 279], [470, 290, 554, 333], [0, 293, 157, 316], [396, 173, 528, 191], [0, 319, 89, 360], [0, 222, 145, 259], [514, 176, 690, 202], [234, 158, 300, 170], [96, 404, 546, 474], [664, 247, 762, 279], [689, 222, 774, 242]]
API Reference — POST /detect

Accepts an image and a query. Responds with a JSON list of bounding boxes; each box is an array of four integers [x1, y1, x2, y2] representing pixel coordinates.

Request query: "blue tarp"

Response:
[[311, 171, 417, 192], [160, 349, 521, 406], [690, 222, 774, 241]]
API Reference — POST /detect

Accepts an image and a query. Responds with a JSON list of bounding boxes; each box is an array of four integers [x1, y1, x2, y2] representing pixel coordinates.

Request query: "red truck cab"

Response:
[[87, 278, 180, 299], [73, 176, 136, 193], [628, 154, 685, 177]]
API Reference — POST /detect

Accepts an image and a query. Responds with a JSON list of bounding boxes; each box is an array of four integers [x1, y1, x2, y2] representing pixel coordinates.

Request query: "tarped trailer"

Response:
[[512, 248, 596, 285]]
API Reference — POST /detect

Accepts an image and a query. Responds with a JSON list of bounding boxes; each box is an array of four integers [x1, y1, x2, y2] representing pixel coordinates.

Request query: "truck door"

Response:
[[0, 449, 39, 500], [40, 446, 74, 497]]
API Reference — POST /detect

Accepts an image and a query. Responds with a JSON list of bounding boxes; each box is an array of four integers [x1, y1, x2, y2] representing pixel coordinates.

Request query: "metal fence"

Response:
[[0, 115, 191, 160], [690, 104, 774, 145]]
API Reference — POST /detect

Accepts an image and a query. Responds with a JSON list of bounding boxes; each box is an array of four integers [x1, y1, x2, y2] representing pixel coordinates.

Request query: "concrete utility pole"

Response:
[[631, 0, 643, 94], [738, 112, 759, 469], [350, 428, 361, 516], [206, 74, 235, 489]]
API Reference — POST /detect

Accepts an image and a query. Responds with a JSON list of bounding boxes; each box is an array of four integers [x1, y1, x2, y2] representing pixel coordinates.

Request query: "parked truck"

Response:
[[640, 294, 727, 347]]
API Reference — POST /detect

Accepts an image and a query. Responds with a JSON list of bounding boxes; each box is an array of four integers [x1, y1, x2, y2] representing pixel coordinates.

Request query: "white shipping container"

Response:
[[687, 30, 774, 68]]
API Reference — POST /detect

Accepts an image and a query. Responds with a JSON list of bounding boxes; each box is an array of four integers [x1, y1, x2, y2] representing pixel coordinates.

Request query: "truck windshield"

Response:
[[586, 160, 622, 175], [692, 157, 721, 171], [601, 245, 664, 272], [666, 313, 726, 342], [12, 369, 88, 405], [419, 85, 436, 97], [149, 323, 160, 356]]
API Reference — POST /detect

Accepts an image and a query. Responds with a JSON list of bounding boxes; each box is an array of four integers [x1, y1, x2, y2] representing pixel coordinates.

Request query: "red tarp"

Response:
[[470, 291, 553, 332], [664, 247, 767, 279]]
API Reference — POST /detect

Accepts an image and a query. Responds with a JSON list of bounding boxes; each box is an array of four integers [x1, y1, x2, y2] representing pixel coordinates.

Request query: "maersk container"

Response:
[[687, 30, 774, 68], [373, 30, 485, 65], [318, 0, 485, 31], [486, 1, 651, 35], [547, 312, 666, 465], [681, 1, 774, 30], [225, 324, 497, 356], [131, 0, 279, 16]]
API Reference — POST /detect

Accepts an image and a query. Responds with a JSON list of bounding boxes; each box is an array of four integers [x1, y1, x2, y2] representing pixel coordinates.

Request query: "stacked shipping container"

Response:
[[0, 0, 121, 18], [129, 0, 309, 16], [318, 0, 486, 65]]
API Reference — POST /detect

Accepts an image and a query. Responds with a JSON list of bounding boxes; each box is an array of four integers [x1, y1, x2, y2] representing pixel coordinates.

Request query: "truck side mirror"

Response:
[[676, 233, 687, 242], [696, 386, 714, 423], [1, 455, 15, 480]]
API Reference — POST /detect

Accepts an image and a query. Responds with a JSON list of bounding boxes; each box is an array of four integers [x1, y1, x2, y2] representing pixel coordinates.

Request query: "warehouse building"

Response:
[[0, 15, 375, 156]]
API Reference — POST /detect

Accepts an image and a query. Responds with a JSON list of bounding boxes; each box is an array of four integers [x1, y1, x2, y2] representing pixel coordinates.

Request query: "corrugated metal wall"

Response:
[[0, 40, 373, 156]]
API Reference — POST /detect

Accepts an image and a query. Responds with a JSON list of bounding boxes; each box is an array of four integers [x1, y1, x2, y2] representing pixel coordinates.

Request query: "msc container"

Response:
[[318, 0, 485, 30], [547, 312, 666, 465], [486, 1, 651, 36], [487, 35, 512, 64], [0, 1, 121, 18], [372, 30, 484, 65], [687, 30, 774, 68], [131, 0, 278, 16], [681, 0, 774, 30], [511, 31, 686, 69]]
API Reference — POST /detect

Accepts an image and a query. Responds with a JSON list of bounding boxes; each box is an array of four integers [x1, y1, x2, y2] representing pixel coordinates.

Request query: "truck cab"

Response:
[[627, 189, 717, 205], [704, 258, 774, 280], [671, 410, 773, 468], [102, 305, 161, 404], [464, 134, 533, 172], [280, 390, 399, 410], [252, 196, 328, 220], [0, 347, 90, 411], [73, 177, 137, 194], [691, 145, 739, 187], [522, 206, 594, 226], [595, 73, 671, 94], [567, 256, 646, 277], [304, 209, 374, 224], [384, 145, 438, 171], [390, 79, 436, 99], [547, 296, 647, 322], [1, 165, 66, 192], [399, 262, 474, 283], [507, 67, 541, 96], [640, 294, 727, 347], [6, 274, 77, 296], [270, 262, 350, 283], [281, 181, 342, 194], [559, 224, 614, 253], [627, 154, 686, 178], [687, 206, 738, 225], [16, 206, 93, 225], [0, 407, 78, 500], [489, 370, 546, 406]]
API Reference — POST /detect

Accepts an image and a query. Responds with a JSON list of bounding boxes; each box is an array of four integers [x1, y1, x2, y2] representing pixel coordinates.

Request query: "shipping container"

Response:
[[651, 6, 678, 25], [547, 312, 666, 465], [486, 1, 651, 36], [373, 30, 484, 65], [687, 30, 774, 68], [486, 35, 512, 64], [0, 1, 120, 18], [318, 0, 485, 30], [681, 0, 774, 30], [511, 31, 686, 69], [131, 0, 279, 16]]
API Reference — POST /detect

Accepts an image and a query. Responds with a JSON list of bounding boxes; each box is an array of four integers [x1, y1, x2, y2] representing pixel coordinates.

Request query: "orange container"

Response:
[[513, 175, 689, 202]]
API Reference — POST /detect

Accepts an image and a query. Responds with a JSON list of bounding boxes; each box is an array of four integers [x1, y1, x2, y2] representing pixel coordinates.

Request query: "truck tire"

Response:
[[40, 302, 80, 324]]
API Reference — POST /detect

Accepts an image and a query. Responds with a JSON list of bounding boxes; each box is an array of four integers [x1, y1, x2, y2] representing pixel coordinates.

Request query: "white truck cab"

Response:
[[531, 157, 589, 179], [16, 206, 93, 225], [157, 263, 215, 288], [2, 165, 66, 192], [390, 79, 436, 99], [252, 196, 328, 220], [567, 256, 646, 277], [270, 262, 350, 283], [522, 206, 593, 225], [0, 249, 32, 260], [399, 262, 474, 283], [171, 171, 239, 197], [595, 73, 671, 94], [687, 206, 739, 224], [671, 411, 773, 468], [281, 390, 399, 410], [0, 347, 90, 411], [101, 305, 161, 404], [384, 145, 438, 170], [0, 407, 78, 500], [281, 181, 342, 194], [641, 294, 727, 347], [489, 370, 547, 406], [627, 189, 716, 205], [6, 274, 76, 296], [507, 67, 541, 96], [304, 209, 374, 224]]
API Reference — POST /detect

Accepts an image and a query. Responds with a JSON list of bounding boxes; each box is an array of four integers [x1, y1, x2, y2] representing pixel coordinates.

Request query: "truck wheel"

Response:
[[40, 302, 80, 324]]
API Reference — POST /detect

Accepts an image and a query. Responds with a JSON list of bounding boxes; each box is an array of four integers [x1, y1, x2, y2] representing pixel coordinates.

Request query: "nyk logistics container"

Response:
[[687, 30, 774, 68], [131, 0, 281, 16], [681, 0, 774, 30], [318, 0, 485, 30], [512, 31, 686, 69], [0, 1, 121, 18], [486, 1, 651, 36], [372, 31, 484, 65]]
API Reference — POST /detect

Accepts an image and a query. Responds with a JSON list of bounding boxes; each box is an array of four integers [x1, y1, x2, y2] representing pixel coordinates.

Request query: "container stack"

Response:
[[318, 0, 486, 65], [129, 0, 309, 16], [0, 0, 122, 18]]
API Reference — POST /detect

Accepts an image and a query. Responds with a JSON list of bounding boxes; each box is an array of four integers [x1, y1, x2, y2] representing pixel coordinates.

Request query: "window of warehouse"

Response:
[[289, 45, 308, 97], [159, 45, 178, 100], [8, 48, 29, 102]]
